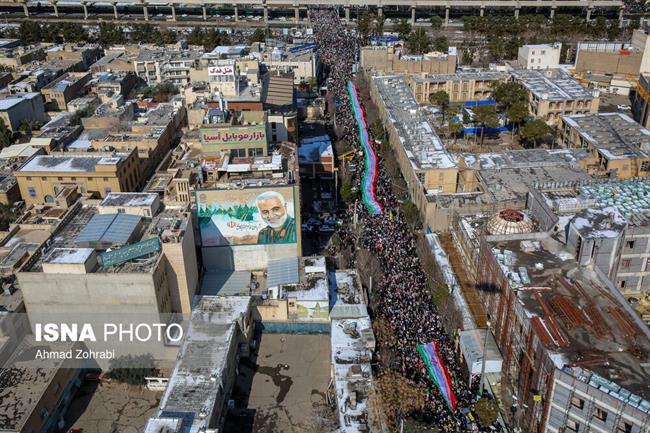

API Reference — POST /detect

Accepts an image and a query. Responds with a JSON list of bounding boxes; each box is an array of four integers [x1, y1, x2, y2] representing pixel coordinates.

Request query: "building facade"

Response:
[[518, 43, 561, 70]]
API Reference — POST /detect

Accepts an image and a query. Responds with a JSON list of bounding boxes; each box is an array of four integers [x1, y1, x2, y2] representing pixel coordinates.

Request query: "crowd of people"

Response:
[[308, 7, 502, 432]]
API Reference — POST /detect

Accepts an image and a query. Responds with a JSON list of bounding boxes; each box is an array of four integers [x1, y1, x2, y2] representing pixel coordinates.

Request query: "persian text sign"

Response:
[[200, 125, 267, 148], [208, 65, 235, 76]]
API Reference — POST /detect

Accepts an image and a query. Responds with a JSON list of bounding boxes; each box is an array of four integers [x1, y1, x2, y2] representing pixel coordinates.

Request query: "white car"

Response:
[[617, 104, 631, 111]]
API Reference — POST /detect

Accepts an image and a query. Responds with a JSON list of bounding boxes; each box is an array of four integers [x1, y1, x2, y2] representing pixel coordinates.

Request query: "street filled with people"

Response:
[[308, 7, 502, 432]]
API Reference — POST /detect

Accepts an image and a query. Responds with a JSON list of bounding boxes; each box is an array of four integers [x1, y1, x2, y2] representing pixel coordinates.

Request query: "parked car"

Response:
[[319, 224, 335, 233], [617, 104, 631, 111]]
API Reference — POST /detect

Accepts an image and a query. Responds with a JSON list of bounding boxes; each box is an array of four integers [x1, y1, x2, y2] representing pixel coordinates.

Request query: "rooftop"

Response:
[[478, 165, 592, 202], [18, 153, 128, 173], [487, 234, 650, 401], [0, 337, 76, 432], [511, 69, 597, 101], [409, 70, 506, 83], [461, 149, 590, 170], [562, 113, 650, 160], [157, 295, 251, 433], [372, 75, 456, 170], [99, 192, 158, 208], [267, 256, 329, 301]]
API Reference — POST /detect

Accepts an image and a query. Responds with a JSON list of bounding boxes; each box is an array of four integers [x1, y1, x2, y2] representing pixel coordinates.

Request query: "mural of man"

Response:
[[256, 191, 296, 244]]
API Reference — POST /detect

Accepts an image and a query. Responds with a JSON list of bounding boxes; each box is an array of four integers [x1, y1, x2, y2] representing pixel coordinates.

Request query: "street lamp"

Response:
[[478, 320, 491, 397]]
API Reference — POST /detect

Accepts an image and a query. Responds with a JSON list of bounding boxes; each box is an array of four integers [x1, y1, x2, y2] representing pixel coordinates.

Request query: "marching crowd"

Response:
[[309, 7, 502, 432]]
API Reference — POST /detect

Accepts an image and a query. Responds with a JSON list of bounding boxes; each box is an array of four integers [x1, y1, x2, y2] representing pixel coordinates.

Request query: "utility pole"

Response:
[[478, 320, 491, 397]]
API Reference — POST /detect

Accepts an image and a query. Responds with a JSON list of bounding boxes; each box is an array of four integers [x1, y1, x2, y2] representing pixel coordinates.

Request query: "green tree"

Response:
[[448, 121, 463, 144], [474, 398, 499, 427], [248, 28, 266, 44], [0, 119, 13, 149], [395, 18, 412, 41], [407, 28, 431, 55], [59, 23, 87, 43], [158, 29, 178, 45], [462, 49, 473, 65], [142, 82, 179, 102], [430, 15, 443, 29], [130, 24, 159, 44], [98, 23, 126, 46], [433, 35, 449, 52], [370, 118, 386, 142], [492, 81, 528, 112], [19, 21, 42, 43], [473, 105, 500, 146], [506, 100, 529, 137], [357, 12, 373, 43], [400, 200, 420, 229], [520, 119, 552, 148], [187, 27, 205, 46], [0, 203, 15, 231], [375, 15, 386, 36], [340, 180, 357, 202], [428, 90, 450, 123]]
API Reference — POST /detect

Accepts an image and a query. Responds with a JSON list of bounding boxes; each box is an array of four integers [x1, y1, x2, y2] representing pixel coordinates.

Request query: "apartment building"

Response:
[[558, 113, 650, 179], [134, 48, 202, 86], [14, 150, 140, 205], [17, 195, 199, 324], [0, 92, 47, 132], [370, 75, 458, 225], [476, 231, 650, 433], [511, 69, 600, 124], [41, 72, 92, 111], [360, 46, 457, 74], [406, 71, 507, 104], [518, 43, 562, 70]]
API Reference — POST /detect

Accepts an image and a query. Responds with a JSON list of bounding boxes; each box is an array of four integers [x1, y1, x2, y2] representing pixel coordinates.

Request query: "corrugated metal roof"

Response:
[[75, 213, 141, 245], [267, 256, 300, 288], [201, 271, 252, 296]]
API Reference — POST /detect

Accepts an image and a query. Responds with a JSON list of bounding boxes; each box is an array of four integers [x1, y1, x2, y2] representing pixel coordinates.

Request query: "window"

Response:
[[627, 241, 635, 249], [272, 134, 277, 142], [28, 187, 36, 198], [26, 176, 31, 180], [570, 396, 584, 410], [594, 407, 608, 422], [103, 177, 109, 181], [71, 177, 76, 181], [57, 177, 63, 181], [619, 280, 627, 289], [622, 259, 631, 269], [617, 421, 632, 433], [271, 121, 277, 130], [541, 50, 546, 55], [646, 258, 650, 272], [566, 420, 580, 432]]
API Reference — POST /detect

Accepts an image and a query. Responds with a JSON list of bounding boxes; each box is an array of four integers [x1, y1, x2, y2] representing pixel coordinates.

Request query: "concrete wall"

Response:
[[161, 217, 199, 316], [575, 50, 642, 77]]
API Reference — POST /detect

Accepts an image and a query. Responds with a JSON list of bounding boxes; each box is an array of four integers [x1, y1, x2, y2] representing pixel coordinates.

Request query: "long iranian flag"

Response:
[[346, 80, 382, 215], [417, 341, 457, 413]]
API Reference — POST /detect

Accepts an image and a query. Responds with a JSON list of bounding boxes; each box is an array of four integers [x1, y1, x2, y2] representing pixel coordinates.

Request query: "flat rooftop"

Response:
[[99, 192, 158, 208], [372, 75, 456, 171], [461, 149, 591, 170], [511, 69, 597, 101], [487, 235, 650, 402], [157, 296, 251, 433], [24, 204, 189, 274], [0, 337, 75, 432], [18, 154, 128, 173], [410, 70, 506, 83], [478, 165, 592, 202], [562, 113, 650, 160]]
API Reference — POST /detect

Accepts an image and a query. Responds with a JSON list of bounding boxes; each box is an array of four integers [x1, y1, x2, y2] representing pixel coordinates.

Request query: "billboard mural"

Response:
[[199, 125, 267, 148], [196, 187, 297, 246]]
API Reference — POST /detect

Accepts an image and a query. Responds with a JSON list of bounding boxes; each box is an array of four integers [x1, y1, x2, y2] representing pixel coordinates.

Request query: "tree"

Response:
[[430, 15, 443, 29], [492, 81, 528, 112], [248, 28, 266, 44], [357, 12, 373, 43], [428, 90, 449, 121], [433, 35, 449, 52], [474, 398, 499, 428], [340, 180, 357, 202], [98, 23, 126, 46], [506, 100, 529, 138], [400, 200, 420, 229], [158, 29, 178, 45], [374, 15, 386, 36], [448, 121, 463, 144], [142, 82, 179, 102], [375, 371, 427, 432], [0, 203, 15, 231], [407, 28, 431, 55], [370, 118, 386, 142], [0, 119, 13, 149], [18, 119, 32, 136], [395, 18, 412, 41], [462, 48, 473, 65], [18, 21, 42, 44], [473, 105, 500, 146], [59, 22, 87, 43], [520, 119, 552, 148]]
